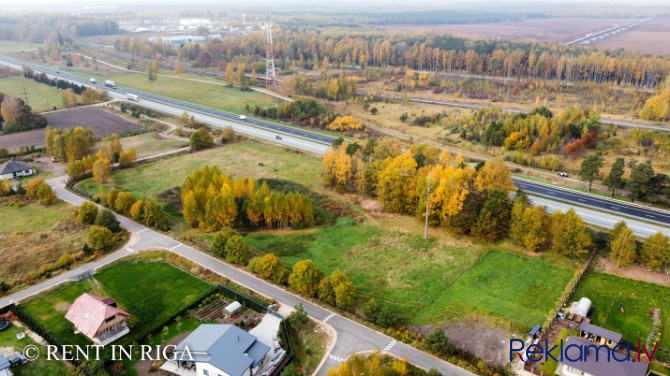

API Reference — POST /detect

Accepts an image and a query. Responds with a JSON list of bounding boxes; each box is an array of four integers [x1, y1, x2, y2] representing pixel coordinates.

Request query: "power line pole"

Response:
[[424, 176, 430, 239], [265, 10, 277, 106]]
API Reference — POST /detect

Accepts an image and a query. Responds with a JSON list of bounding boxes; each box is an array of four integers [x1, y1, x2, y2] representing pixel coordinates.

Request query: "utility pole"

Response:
[[424, 176, 430, 239], [23, 83, 28, 105], [265, 10, 277, 106]]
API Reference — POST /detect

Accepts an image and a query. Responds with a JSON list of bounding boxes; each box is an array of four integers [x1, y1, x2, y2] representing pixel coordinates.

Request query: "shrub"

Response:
[[87, 225, 115, 253], [78, 201, 98, 224], [36, 182, 56, 205], [95, 209, 121, 232]]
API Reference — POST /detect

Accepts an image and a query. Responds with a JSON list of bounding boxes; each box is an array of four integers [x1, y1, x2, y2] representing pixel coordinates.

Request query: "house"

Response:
[[0, 354, 10, 376], [64, 293, 132, 346], [0, 161, 35, 181], [579, 322, 622, 349], [557, 336, 648, 376], [163, 324, 271, 376]]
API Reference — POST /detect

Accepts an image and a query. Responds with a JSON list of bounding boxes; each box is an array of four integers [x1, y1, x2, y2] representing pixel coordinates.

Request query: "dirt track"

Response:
[[0, 107, 140, 151]]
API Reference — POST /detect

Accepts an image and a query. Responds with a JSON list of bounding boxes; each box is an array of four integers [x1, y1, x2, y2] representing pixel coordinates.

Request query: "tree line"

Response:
[[181, 166, 314, 232], [0, 14, 119, 43], [608, 221, 670, 272]]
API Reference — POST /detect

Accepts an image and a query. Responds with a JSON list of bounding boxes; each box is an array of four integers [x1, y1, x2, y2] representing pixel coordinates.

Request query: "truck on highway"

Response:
[[90, 78, 97, 84], [104, 80, 115, 88], [127, 93, 139, 102]]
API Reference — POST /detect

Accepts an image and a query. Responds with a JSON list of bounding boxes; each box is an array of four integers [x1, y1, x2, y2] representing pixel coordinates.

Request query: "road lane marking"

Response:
[[384, 339, 397, 351], [137, 229, 148, 233], [126, 247, 134, 253], [323, 313, 336, 323], [646, 214, 656, 218], [328, 354, 345, 363], [170, 243, 182, 250]]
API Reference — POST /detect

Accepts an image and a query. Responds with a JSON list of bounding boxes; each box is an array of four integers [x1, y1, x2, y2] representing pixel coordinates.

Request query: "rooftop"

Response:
[[579, 322, 623, 343], [64, 293, 131, 339], [561, 336, 648, 376], [0, 160, 32, 175]]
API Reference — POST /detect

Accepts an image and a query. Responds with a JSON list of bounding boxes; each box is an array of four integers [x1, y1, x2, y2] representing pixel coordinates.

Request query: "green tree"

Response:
[[114, 192, 137, 215], [254, 253, 288, 284], [286, 303, 309, 328], [552, 209, 591, 259], [106, 188, 119, 209], [471, 190, 512, 242], [87, 225, 115, 253], [641, 232, 669, 272], [609, 223, 637, 268], [212, 228, 239, 258], [95, 209, 121, 233], [78, 202, 98, 225], [627, 163, 655, 202], [288, 259, 324, 297], [425, 328, 449, 355], [224, 235, 248, 265], [189, 127, 214, 151], [142, 198, 167, 230], [605, 158, 626, 197], [579, 153, 604, 192]]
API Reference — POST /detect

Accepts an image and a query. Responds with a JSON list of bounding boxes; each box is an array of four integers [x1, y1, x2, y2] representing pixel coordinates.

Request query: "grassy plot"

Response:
[[21, 262, 212, 348], [0, 76, 68, 112], [116, 132, 188, 159], [538, 328, 578, 375], [109, 70, 271, 114], [289, 319, 329, 373], [0, 41, 41, 53], [0, 200, 89, 288], [246, 220, 577, 329], [0, 321, 71, 376], [572, 272, 670, 353]]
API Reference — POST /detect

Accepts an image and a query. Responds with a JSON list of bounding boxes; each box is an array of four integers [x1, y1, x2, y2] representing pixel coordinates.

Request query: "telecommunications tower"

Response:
[[265, 11, 277, 97]]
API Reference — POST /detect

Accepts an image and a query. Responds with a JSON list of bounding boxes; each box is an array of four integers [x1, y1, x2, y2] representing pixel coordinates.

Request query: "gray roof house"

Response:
[[557, 336, 648, 376], [0, 160, 35, 180], [579, 322, 623, 348], [0, 354, 10, 376], [164, 324, 270, 376]]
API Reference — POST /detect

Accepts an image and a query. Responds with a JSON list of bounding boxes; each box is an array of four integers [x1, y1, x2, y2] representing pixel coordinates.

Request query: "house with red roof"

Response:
[[65, 293, 132, 346]]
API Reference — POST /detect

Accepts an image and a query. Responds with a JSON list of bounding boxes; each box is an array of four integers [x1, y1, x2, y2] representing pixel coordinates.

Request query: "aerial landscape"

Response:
[[0, 0, 670, 376]]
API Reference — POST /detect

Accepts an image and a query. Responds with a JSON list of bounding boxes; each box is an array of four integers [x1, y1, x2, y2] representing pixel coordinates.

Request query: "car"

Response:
[[239, 115, 247, 120], [275, 135, 282, 140], [558, 172, 569, 178]]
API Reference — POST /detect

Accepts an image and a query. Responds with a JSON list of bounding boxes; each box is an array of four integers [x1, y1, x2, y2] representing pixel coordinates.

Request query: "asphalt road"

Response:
[[2, 55, 668, 232], [0, 176, 474, 376], [514, 179, 670, 227]]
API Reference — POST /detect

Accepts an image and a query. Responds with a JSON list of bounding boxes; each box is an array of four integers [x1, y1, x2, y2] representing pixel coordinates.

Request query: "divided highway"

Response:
[[1, 55, 669, 233]]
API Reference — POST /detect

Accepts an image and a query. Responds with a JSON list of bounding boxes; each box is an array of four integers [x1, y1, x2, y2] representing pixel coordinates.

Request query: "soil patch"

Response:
[[594, 257, 670, 287]]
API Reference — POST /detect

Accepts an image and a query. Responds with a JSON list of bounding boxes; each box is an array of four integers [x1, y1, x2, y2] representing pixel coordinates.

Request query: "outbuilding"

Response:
[[224, 301, 242, 317]]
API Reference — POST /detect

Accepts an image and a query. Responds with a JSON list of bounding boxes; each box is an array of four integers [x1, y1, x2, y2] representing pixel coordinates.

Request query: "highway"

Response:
[[1, 54, 669, 235]]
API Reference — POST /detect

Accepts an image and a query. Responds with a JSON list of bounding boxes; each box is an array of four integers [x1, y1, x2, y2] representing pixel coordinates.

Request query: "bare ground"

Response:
[[0, 107, 141, 152], [408, 322, 510, 366], [594, 257, 670, 287]]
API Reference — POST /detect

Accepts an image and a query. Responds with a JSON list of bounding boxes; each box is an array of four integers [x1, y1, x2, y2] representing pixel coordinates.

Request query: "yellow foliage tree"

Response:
[[326, 116, 364, 131], [475, 156, 514, 194]]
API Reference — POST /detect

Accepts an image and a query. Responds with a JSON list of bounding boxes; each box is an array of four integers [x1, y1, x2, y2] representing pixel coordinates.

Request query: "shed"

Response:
[[224, 301, 242, 317], [528, 324, 541, 339], [574, 297, 591, 317]]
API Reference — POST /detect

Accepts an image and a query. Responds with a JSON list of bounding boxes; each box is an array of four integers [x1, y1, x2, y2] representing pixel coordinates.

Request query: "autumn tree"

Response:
[[87, 225, 115, 253], [67, 159, 88, 182], [521, 205, 551, 252], [579, 153, 604, 191], [326, 116, 364, 132], [114, 192, 137, 215], [605, 158, 626, 197], [609, 222, 637, 268], [641, 232, 669, 272], [78, 201, 98, 224], [189, 127, 214, 151], [318, 270, 356, 308], [92, 156, 110, 183], [552, 209, 591, 259], [211, 227, 239, 258], [471, 190, 512, 241], [25, 178, 45, 199], [101, 134, 122, 162], [288, 260, 324, 297], [61, 88, 77, 108], [148, 59, 159, 81], [119, 148, 137, 168], [225, 63, 235, 85], [174, 61, 182, 75], [224, 235, 248, 265], [252, 253, 288, 284], [36, 182, 56, 205], [474, 157, 514, 194], [377, 151, 417, 214], [509, 189, 531, 244], [205, 192, 237, 231], [639, 88, 670, 121], [0, 180, 12, 197]]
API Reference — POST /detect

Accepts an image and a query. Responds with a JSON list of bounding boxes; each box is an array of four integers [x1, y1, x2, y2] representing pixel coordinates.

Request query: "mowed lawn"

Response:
[[0, 76, 68, 112], [573, 272, 670, 352], [0, 41, 41, 53], [246, 221, 578, 329], [76, 140, 324, 199], [109, 70, 271, 114], [21, 262, 211, 347], [0, 321, 70, 376], [117, 132, 188, 159], [0, 201, 70, 232]]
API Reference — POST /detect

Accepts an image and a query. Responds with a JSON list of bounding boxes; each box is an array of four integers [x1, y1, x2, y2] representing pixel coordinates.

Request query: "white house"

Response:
[[163, 324, 270, 376], [0, 161, 35, 181]]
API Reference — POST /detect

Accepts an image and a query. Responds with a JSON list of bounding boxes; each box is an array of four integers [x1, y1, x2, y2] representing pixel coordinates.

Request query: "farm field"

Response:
[[0, 107, 141, 151], [0, 76, 66, 112], [20, 262, 212, 348], [246, 220, 579, 330], [0, 200, 89, 289], [384, 17, 630, 44], [572, 272, 670, 357], [109, 70, 272, 114], [591, 18, 670, 54], [0, 321, 70, 376]]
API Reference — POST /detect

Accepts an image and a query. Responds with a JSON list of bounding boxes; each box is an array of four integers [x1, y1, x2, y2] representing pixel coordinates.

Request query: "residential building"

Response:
[[557, 336, 648, 376], [579, 322, 623, 349], [64, 293, 131, 346], [0, 161, 35, 181]]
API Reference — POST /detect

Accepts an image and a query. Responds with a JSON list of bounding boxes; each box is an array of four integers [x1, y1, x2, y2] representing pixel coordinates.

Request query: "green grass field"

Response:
[[21, 262, 212, 348], [0, 201, 69, 232], [116, 132, 188, 159], [0, 76, 69, 112], [0, 41, 41, 53], [0, 321, 70, 376], [109, 70, 271, 114], [573, 272, 670, 354], [246, 221, 578, 330], [539, 328, 578, 375]]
